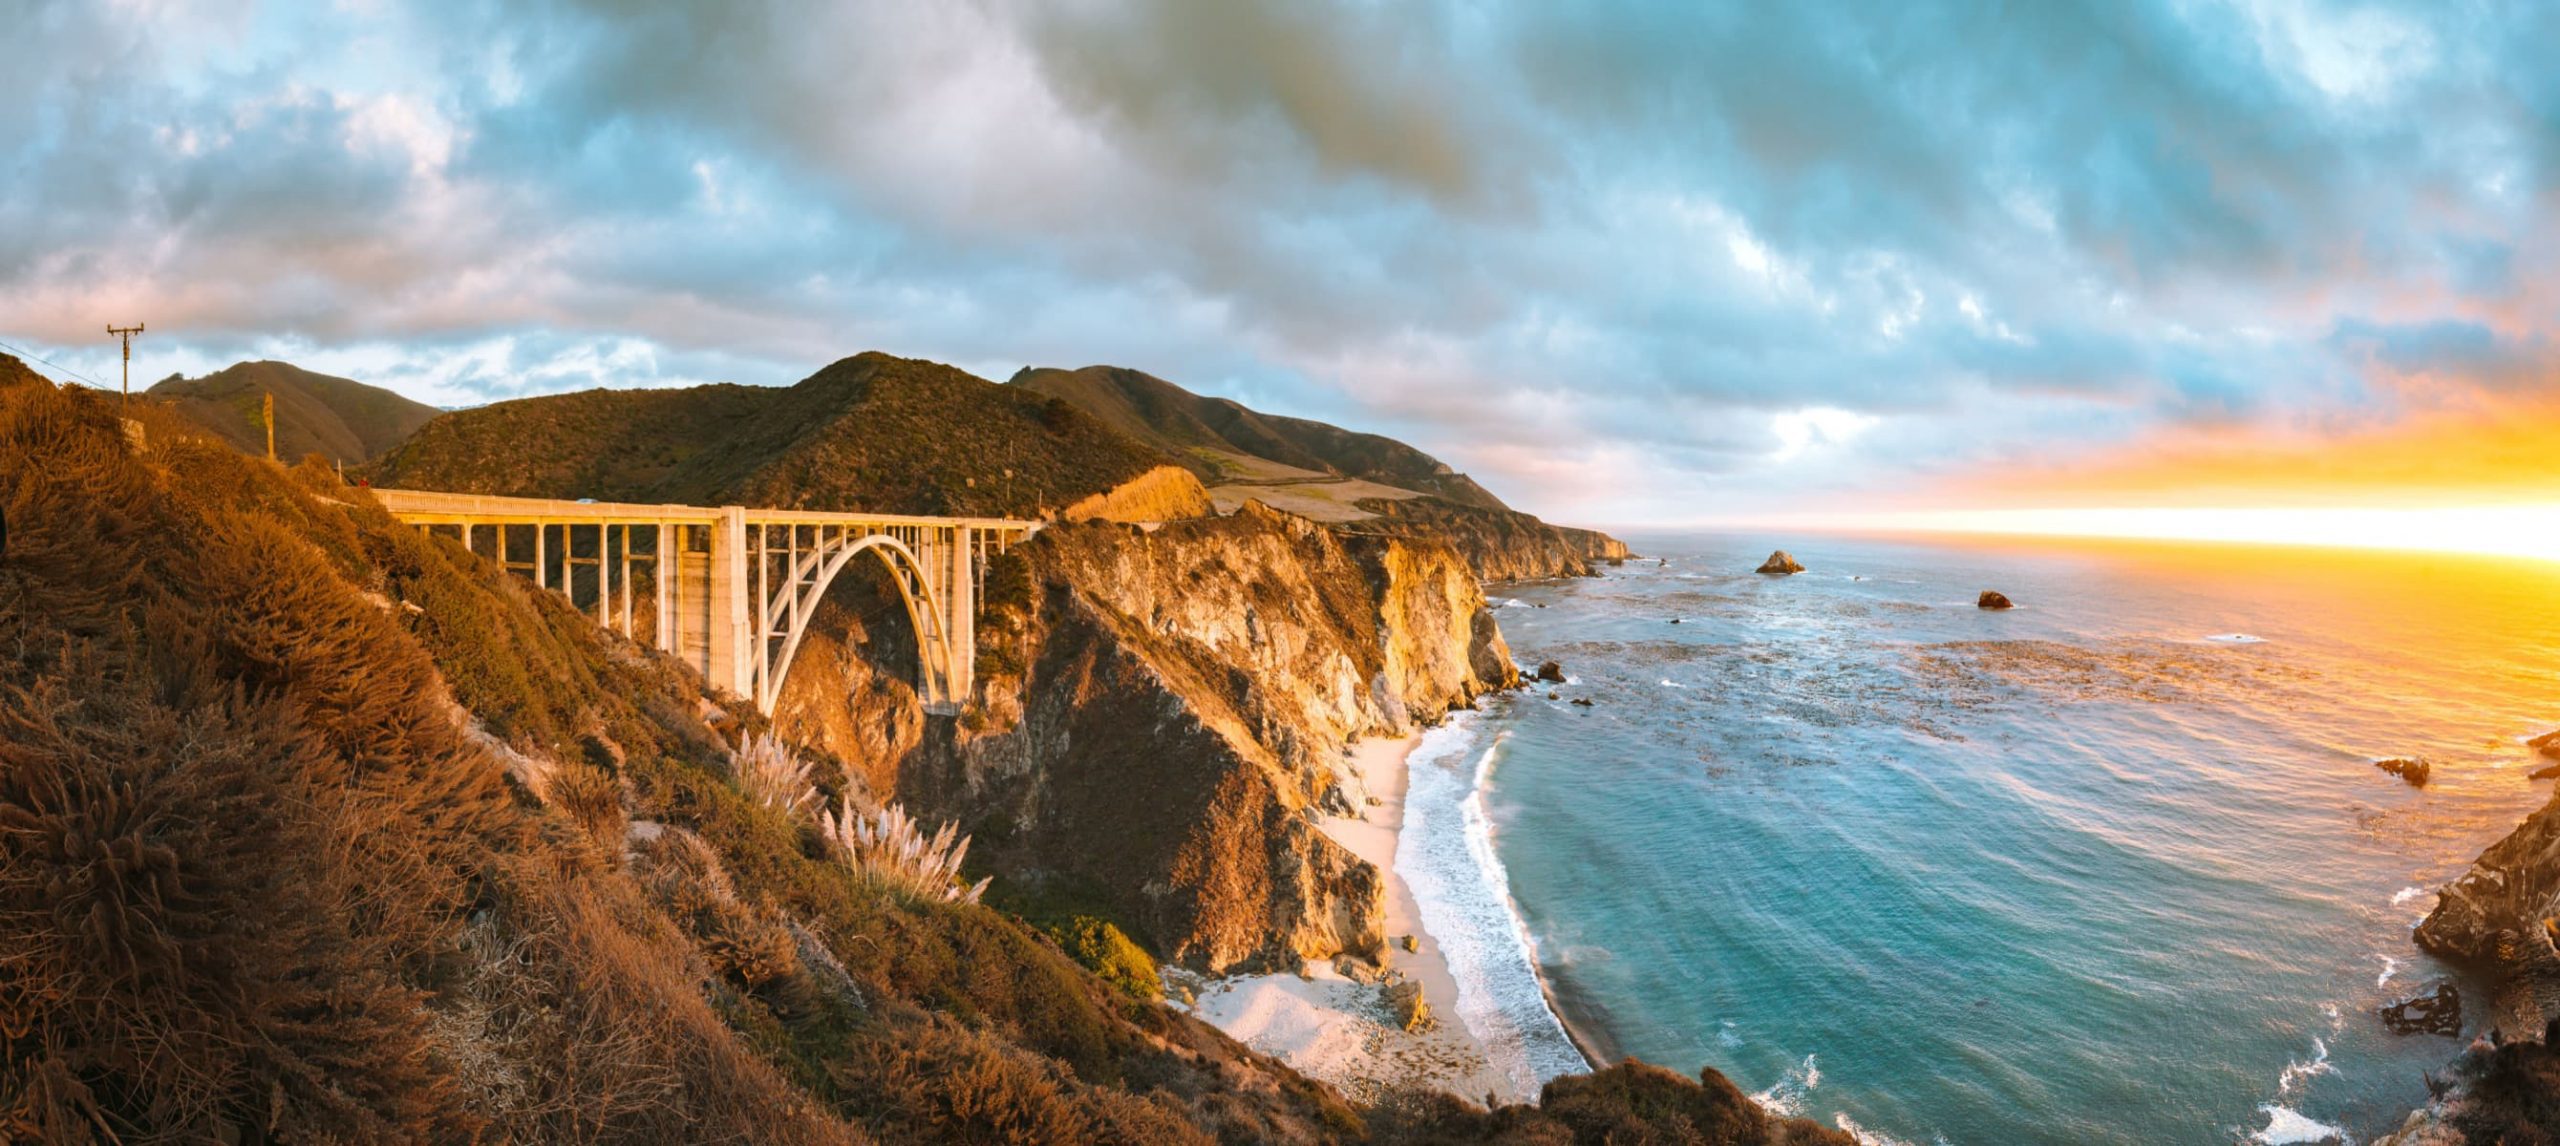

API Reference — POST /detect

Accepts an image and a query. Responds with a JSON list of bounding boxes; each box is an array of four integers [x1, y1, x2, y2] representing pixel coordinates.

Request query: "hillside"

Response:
[[148, 359, 441, 462], [1011, 366, 1507, 510], [0, 349, 1850, 1146], [1013, 365, 1632, 577], [374, 353, 1171, 518]]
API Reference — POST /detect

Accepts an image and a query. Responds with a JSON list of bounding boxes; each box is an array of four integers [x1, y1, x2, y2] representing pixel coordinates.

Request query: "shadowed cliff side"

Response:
[[776, 502, 1519, 973]]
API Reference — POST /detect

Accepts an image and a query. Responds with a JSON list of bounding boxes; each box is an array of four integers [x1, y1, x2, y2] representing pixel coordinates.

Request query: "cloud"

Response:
[[2, 0, 2554, 521]]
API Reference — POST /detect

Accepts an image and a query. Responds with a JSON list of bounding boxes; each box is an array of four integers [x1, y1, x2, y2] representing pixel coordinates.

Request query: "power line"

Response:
[[0, 336, 115, 391]]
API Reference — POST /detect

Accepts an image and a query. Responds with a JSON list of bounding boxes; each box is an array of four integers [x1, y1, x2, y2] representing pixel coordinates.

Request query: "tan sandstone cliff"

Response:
[[772, 502, 1518, 973]]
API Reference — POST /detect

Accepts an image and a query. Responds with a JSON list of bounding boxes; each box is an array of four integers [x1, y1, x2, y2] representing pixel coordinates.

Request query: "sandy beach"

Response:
[[1179, 733, 1524, 1106]]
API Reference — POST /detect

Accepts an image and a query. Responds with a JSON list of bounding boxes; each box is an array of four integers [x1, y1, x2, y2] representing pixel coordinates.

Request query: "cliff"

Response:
[[0, 373, 1366, 1143], [148, 359, 442, 463], [778, 503, 1518, 973], [1059, 463, 1217, 523], [1351, 496, 1623, 581]]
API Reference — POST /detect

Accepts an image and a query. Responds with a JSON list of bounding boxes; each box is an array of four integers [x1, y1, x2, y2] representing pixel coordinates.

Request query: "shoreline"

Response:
[[1181, 731, 1523, 1105]]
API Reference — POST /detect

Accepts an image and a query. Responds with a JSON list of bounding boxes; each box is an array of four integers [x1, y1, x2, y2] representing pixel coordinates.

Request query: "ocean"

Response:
[[1395, 531, 2560, 1145]]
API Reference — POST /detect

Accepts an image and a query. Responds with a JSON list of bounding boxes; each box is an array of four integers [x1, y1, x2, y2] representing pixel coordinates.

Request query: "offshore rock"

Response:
[[1757, 550, 1804, 575], [2532, 728, 2560, 759], [1536, 660, 1566, 683], [1978, 590, 2015, 609], [2377, 757, 2433, 787], [2381, 983, 2463, 1037]]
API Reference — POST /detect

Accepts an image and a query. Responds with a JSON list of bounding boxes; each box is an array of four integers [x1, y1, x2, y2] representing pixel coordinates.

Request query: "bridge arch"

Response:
[[756, 530, 953, 715]]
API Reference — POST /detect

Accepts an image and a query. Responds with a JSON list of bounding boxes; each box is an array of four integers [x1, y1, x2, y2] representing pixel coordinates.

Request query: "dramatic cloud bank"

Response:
[[6, 0, 2554, 522]]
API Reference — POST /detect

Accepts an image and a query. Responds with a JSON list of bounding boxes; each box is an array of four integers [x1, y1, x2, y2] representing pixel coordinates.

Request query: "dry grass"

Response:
[[733, 732, 820, 820], [819, 797, 991, 906]]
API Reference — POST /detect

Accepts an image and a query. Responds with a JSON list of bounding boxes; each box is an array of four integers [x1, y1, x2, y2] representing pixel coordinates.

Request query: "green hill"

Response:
[[1010, 365, 1509, 510], [148, 359, 441, 462], [374, 352, 1168, 517]]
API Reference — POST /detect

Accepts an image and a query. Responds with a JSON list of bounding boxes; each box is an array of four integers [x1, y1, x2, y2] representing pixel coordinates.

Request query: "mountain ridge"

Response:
[[149, 359, 441, 462]]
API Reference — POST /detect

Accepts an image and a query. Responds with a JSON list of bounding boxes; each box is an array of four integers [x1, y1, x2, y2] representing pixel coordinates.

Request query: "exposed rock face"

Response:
[[2533, 728, 2560, 759], [1978, 590, 2015, 609], [2378, 757, 2433, 787], [878, 504, 1516, 973], [1350, 495, 1621, 581], [2381, 983, 2464, 1036], [1537, 660, 1566, 683], [2415, 795, 2560, 1024], [1556, 524, 1634, 565], [1758, 549, 1805, 575]]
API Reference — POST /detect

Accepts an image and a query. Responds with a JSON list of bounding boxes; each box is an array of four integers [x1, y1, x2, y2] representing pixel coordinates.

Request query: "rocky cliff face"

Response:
[[2416, 788, 2560, 1039], [1348, 496, 1620, 581], [777, 503, 1517, 973]]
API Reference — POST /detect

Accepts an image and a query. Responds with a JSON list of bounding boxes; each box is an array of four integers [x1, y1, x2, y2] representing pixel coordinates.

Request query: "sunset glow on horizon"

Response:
[[1753, 503, 2560, 566]]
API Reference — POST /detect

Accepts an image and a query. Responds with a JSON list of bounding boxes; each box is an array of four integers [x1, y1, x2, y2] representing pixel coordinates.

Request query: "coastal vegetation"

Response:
[[0, 355, 1845, 1143]]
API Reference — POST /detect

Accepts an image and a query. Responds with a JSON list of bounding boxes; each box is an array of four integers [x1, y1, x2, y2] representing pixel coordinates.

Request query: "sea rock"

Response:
[[1977, 590, 2015, 610], [1570, 697, 1595, 707], [2380, 982, 2463, 1037], [2532, 762, 2560, 781], [2377, 757, 2433, 787], [1383, 978, 1432, 1032], [1536, 660, 1566, 683], [2532, 728, 2560, 759], [1757, 549, 1805, 575]]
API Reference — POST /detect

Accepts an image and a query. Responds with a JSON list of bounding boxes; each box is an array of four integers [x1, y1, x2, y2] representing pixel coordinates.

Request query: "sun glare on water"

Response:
[[1797, 504, 2560, 566]]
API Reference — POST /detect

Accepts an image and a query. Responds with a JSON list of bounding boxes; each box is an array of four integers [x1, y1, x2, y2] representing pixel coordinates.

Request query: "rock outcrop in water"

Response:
[[2378, 757, 2434, 787], [1757, 550, 1805, 575], [2383, 983, 2465, 1037], [1977, 590, 2015, 609], [2534, 728, 2560, 759]]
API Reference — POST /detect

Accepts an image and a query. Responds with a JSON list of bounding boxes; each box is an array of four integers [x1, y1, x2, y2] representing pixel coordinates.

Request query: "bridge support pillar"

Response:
[[707, 507, 751, 702], [945, 525, 973, 708]]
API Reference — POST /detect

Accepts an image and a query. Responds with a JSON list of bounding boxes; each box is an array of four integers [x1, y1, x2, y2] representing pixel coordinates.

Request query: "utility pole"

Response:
[[263, 391, 277, 460], [106, 323, 145, 406]]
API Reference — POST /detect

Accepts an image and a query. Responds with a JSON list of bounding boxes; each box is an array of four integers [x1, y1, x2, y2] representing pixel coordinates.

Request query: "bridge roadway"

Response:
[[373, 489, 1039, 715]]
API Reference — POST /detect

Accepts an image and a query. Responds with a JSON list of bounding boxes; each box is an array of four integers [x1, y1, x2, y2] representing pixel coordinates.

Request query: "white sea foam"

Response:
[[1660, 678, 1685, 688], [1395, 714, 1591, 1097], [2277, 1037, 2335, 1098], [2391, 886, 2427, 906], [2207, 633, 2267, 644], [1717, 1019, 1743, 1048], [1833, 1112, 1925, 1146], [2376, 955, 2401, 987], [2251, 1103, 2348, 1144], [1750, 1054, 1820, 1118]]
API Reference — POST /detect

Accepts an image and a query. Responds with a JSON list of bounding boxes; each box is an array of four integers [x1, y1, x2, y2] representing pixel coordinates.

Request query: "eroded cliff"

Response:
[[775, 502, 1517, 973]]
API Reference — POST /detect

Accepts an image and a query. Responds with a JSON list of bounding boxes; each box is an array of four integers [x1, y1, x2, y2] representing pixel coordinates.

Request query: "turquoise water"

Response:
[[1414, 532, 2560, 1144]]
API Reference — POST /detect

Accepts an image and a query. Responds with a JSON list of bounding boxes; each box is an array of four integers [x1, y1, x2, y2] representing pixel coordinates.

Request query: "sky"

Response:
[[5, 0, 2557, 540]]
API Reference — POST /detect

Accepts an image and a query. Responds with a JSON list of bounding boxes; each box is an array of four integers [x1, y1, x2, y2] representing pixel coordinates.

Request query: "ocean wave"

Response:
[[2391, 886, 2427, 906], [1750, 1054, 1820, 1118], [2277, 1037, 2335, 1099], [1832, 1112, 1931, 1146], [2206, 633, 2267, 644], [1395, 715, 1591, 1097], [1717, 1019, 1743, 1048], [2251, 1103, 2347, 1145], [2376, 955, 2401, 988]]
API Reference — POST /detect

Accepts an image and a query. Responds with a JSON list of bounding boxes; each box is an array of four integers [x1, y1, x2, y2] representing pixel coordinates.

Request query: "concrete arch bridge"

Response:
[[374, 490, 1039, 715]]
